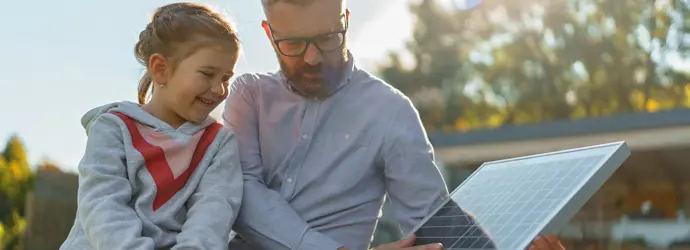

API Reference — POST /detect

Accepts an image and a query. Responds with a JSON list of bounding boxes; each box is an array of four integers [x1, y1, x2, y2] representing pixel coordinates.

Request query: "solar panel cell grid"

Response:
[[413, 151, 614, 250]]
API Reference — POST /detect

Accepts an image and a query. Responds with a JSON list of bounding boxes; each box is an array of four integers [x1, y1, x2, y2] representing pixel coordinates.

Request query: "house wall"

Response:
[[22, 169, 78, 250], [435, 126, 690, 164]]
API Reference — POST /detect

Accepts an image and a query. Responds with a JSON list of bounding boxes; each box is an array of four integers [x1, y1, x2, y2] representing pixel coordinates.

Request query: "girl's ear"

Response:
[[148, 53, 169, 86]]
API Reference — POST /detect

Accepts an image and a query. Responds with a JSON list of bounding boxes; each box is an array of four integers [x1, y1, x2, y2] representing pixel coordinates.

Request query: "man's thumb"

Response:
[[422, 243, 444, 250], [395, 235, 417, 247]]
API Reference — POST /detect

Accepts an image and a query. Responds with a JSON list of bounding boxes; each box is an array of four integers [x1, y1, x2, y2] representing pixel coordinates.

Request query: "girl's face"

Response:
[[151, 45, 238, 126]]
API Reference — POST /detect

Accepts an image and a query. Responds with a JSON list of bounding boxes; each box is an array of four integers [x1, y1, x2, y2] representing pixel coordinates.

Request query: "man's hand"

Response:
[[368, 234, 564, 250], [365, 234, 564, 250], [371, 235, 443, 250], [528, 235, 565, 250]]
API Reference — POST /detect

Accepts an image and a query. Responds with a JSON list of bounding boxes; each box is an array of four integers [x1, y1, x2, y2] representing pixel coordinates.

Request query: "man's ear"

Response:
[[261, 20, 271, 39], [346, 9, 350, 21]]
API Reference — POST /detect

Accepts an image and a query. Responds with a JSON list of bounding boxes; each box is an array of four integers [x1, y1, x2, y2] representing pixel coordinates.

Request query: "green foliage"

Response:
[[378, 0, 690, 132], [0, 135, 35, 249]]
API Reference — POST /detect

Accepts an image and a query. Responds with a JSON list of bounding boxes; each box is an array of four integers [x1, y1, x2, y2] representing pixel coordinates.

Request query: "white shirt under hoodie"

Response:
[[60, 101, 242, 250]]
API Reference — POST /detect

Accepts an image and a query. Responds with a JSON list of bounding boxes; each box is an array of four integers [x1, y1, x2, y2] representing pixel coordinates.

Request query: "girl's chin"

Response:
[[184, 111, 211, 124]]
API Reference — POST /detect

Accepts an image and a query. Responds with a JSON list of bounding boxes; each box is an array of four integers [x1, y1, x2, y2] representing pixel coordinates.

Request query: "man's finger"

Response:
[[393, 235, 416, 247], [410, 243, 443, 250], [544, 235, 565, 249], [373, 235, 416, 249], [545, 235, 562, 245], [531, 236, 551, 250]]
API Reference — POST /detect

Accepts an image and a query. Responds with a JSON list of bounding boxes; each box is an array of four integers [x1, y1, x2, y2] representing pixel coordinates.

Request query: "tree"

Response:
[[0, 135, 34, 250], [378, 0, 690, 132]]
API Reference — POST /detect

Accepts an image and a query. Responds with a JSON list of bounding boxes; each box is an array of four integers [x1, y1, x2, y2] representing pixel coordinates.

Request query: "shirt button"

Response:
[[286, 178, 293, 183], [302, 134, 308, 139]]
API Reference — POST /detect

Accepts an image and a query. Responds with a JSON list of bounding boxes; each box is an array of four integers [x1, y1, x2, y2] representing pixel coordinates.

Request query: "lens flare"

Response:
[[448, 0, 483, 11]]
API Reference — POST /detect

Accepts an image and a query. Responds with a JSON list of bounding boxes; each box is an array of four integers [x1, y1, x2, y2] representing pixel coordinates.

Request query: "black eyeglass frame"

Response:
[[266, 13, 349, 57]]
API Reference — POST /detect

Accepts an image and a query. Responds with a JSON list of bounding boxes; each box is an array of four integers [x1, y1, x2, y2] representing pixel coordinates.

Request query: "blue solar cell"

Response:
[[409, 142, 630, 250]]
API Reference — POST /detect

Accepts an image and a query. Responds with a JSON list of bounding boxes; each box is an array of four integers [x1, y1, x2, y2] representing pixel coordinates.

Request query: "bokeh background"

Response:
[[2, 0, 690, 249]]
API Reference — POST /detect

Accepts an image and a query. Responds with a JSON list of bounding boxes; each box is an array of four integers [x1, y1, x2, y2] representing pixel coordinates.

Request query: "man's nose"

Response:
[[303, 43, 322, 66]]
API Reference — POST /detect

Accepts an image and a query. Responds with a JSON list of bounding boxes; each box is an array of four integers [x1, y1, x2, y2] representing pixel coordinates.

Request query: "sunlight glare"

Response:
[[349, 0, 416, 69], [438, 0, 483, 11]]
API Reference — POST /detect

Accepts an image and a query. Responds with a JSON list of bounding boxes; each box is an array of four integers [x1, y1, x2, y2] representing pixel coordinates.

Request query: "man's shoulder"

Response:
[[229, 71, 284, 101], [231, 72, 280, 89], [351, 68, 414, 111]]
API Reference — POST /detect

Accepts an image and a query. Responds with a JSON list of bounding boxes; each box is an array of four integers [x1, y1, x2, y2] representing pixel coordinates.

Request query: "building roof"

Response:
[[429, 108, 690, 148]]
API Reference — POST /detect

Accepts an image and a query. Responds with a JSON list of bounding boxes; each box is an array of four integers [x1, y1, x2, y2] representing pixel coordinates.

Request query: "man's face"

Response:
[[263, 0, 349, 98]]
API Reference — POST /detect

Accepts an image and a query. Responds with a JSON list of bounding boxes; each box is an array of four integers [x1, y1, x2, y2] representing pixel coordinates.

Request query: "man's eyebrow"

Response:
[[270, 19, 346, 38]]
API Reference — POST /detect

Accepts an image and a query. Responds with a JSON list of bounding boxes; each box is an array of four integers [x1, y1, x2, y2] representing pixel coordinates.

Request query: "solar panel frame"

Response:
[[405, 141, 631, 249]]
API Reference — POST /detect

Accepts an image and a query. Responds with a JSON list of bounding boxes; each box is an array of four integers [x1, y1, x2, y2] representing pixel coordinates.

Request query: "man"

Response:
[[223, 0, 566, 249]]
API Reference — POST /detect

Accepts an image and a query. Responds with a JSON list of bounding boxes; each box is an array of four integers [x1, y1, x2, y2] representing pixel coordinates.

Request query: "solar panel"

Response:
[[408, 141, 630, 250]]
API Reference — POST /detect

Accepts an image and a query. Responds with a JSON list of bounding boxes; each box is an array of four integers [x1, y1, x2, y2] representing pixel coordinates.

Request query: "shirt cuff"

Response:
[[298, 229, 344, 250]]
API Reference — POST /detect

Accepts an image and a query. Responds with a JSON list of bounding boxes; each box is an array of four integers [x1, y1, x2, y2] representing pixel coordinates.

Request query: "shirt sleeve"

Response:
[[379, 96, 451, 234], [381, 97, 495, 246], [76, 114, 156, 250], [172, 129, 243, 250], [222, 76, 344, 250]]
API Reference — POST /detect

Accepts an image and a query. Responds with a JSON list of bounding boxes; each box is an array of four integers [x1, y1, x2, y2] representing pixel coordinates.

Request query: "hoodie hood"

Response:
[[81, 101, 216, 135]]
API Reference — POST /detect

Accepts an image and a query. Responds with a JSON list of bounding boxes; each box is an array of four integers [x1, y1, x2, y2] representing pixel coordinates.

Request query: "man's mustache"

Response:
[[298, 64, 323, 75]]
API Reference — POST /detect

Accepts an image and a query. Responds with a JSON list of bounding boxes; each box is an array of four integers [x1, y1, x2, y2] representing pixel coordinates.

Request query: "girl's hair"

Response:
[[135, 2, 240, 104]]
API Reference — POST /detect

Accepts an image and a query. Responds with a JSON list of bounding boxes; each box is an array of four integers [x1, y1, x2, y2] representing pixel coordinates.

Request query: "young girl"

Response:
[[60, 3, 242, 250]]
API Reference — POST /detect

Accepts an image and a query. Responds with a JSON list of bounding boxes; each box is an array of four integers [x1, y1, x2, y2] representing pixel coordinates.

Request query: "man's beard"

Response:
[[278, 51, 347, 99]]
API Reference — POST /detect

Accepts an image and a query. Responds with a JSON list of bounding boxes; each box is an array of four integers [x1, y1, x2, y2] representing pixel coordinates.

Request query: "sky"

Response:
[[0, 0, 418, 172]]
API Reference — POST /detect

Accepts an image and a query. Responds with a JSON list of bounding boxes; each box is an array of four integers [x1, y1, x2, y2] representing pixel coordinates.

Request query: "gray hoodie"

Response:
[[60, 101, 242, 250]]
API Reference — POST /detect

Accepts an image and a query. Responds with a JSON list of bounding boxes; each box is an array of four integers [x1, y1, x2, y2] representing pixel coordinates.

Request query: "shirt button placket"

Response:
[[283, 102, 317, 197]]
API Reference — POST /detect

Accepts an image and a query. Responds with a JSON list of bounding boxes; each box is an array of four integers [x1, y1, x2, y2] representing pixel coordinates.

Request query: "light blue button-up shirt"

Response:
[[223, 53, 449, 250]]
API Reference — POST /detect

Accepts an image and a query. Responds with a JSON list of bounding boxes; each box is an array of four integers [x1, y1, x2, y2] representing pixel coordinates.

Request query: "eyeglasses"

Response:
[[266, 14, 349, 57]]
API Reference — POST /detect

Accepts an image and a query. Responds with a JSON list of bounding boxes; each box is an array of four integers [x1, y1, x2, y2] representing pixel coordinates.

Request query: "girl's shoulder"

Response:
[[81, 101, 139, 135], [202, 123, 239, 156]]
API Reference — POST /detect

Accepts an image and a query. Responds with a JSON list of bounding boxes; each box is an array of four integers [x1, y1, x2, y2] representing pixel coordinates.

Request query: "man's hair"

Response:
[[261, 0, 316, 8]]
